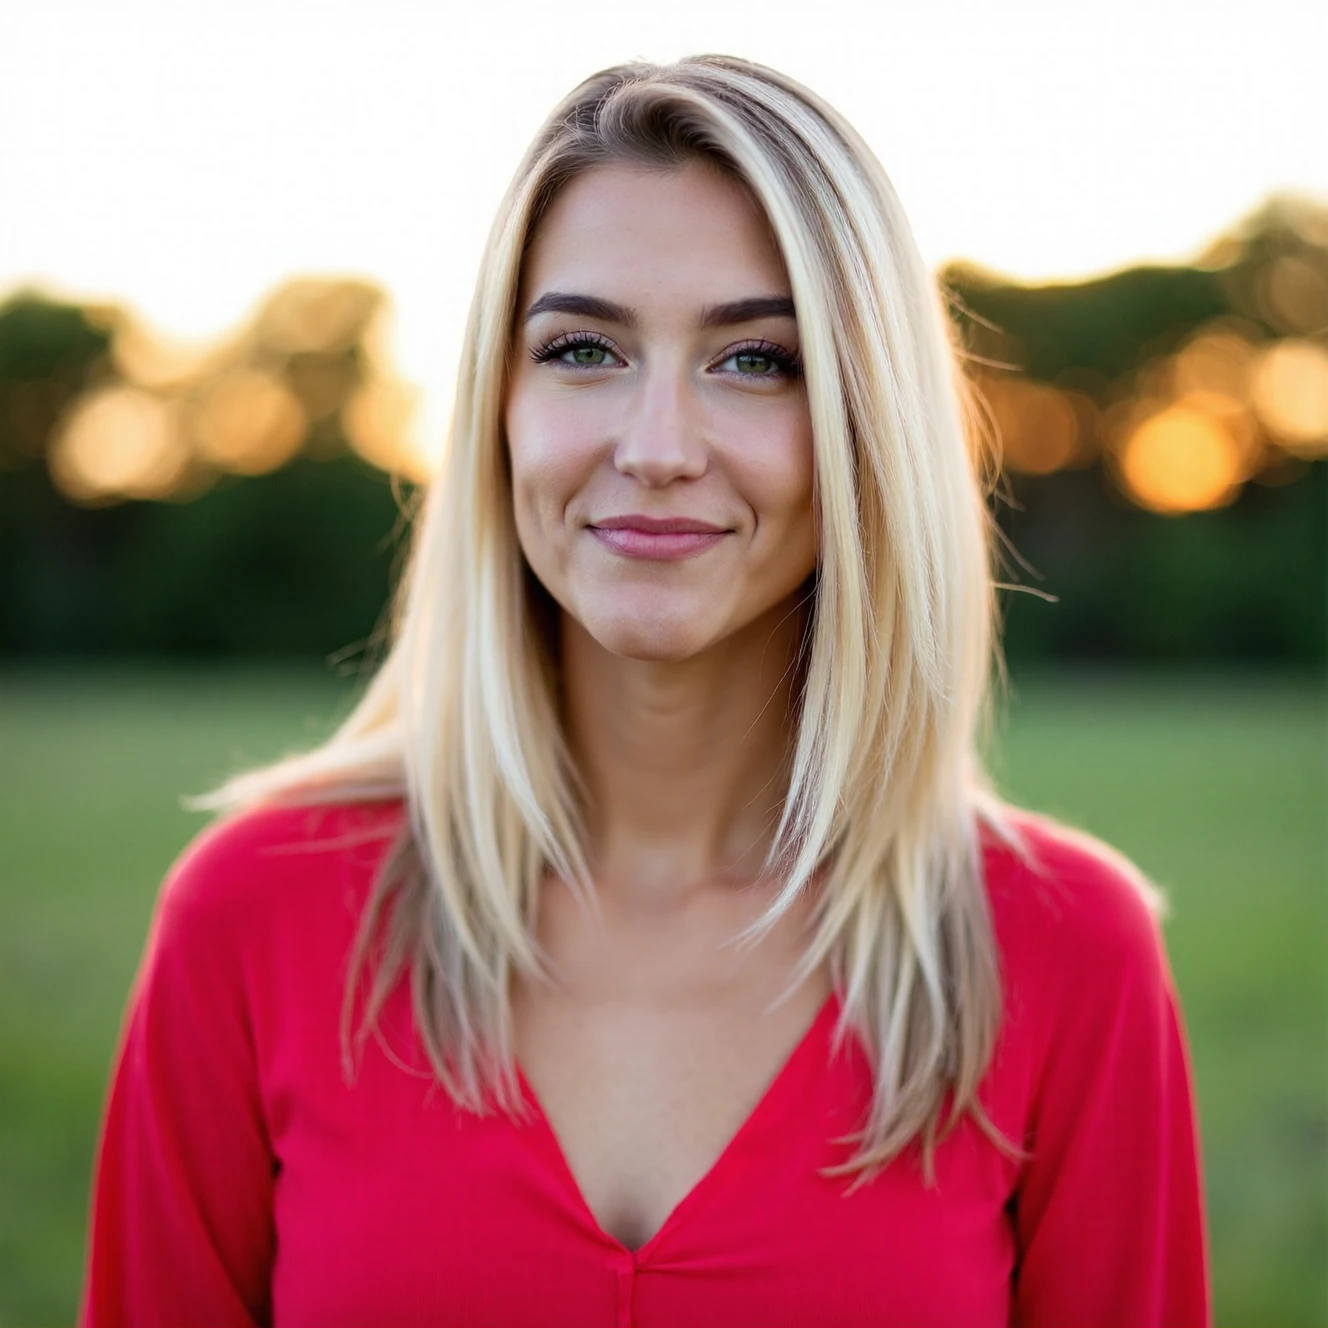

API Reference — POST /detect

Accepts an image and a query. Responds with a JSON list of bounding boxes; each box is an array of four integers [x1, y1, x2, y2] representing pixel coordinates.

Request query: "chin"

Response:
[[578, 602, 721, 663]]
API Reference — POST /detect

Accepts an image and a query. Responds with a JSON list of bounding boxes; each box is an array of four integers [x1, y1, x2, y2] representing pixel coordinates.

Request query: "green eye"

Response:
[[531, 336, 619, 369], [567, 345, 610, 366], [733, 352, 774, 374], [713, 344, 800, 378]]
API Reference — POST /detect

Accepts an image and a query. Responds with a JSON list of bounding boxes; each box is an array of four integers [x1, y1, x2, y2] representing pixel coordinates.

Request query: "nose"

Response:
[[612, 362, 707, 487]]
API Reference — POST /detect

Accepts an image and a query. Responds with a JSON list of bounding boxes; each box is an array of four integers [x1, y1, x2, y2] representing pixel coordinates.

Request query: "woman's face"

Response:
[[505, 160, 817, 662]]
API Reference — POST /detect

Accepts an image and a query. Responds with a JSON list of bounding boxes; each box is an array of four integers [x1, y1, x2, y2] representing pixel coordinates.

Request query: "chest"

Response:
[[511, 968, 833, 1251], [509, 874, 836, 1251]]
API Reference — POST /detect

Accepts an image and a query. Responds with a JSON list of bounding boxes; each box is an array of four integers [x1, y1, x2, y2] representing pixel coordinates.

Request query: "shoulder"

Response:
[[978, 807, 1170, 1001], [154, 796, 407, 948]]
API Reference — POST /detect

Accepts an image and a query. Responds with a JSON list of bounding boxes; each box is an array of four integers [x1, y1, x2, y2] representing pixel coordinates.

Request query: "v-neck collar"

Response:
[[514, 989, 842, 1262]]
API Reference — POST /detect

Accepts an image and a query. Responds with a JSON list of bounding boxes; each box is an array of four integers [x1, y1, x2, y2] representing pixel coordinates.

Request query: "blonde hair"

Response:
[[207, 54, 1012, 1182]]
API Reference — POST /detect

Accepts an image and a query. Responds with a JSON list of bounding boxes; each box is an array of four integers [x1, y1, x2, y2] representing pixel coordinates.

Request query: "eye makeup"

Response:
[[529, 331, 802, 380], [529, 330, 622, 367]]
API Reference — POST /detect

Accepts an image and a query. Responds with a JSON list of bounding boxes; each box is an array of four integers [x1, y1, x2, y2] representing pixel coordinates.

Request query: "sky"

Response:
[[3, 0, 1325, 462]]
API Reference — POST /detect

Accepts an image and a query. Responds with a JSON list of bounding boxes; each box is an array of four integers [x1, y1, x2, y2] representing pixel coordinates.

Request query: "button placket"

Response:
[[614, 1254, 636, 1328]]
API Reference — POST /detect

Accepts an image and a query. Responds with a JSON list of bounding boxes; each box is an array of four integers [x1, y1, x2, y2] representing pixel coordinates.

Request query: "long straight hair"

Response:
[[206, 55, 1011, 1182]]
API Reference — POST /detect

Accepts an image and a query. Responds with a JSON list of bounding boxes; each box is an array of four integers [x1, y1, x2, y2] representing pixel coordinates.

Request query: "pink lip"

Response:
[[593, 514, 728, 534], [588, 513, 731, 561]]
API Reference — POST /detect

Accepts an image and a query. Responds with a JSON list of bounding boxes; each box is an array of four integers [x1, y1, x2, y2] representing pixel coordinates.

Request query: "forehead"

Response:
[[520, 161, 791, 306]]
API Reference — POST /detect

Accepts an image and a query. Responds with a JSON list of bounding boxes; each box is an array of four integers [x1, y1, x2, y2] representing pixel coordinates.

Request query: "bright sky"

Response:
[[3, 0, 1325, 462]]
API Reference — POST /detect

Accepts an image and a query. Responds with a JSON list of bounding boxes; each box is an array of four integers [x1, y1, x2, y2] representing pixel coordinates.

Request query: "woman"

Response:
[[82, 56, 1209, 1327]]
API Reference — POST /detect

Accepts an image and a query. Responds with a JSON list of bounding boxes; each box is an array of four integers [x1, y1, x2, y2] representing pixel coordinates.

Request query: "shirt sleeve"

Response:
[[1008, 844, 1210, 1328], [81, 829, 277, 1328]]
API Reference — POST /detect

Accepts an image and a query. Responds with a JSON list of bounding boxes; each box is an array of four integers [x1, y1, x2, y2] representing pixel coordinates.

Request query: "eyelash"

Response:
[[529, 332, 803, 380], [718, 339, 804, 380], [529, 331, 619, 367]]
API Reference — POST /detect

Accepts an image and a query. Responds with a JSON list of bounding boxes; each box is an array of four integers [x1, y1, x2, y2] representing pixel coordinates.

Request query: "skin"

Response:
[[503, 161, 833, 1252], [506, 159, 819, 897]]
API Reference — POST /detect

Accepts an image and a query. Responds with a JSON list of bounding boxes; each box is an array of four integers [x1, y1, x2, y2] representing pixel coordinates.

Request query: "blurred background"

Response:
[[1, 1, 1324, 1324]]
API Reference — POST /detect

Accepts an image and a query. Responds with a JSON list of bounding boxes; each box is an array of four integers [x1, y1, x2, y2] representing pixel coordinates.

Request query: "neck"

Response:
[[559, 596, 808, 901]]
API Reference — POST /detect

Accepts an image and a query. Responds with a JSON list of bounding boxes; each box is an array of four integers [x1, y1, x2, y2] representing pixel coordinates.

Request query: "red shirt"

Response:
[[81, 800, 1209, 1327]]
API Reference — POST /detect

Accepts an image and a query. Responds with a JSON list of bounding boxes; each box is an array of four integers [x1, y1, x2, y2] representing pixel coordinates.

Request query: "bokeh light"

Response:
[[110, 315, 214, 390], [343, 377, 429, 482], [1259, 254, 1328, 335], [1249, 339, 1328, 455], [190, 369, 307, 475], [1170, 326, 1258, 400], [980, 377, 1084, 475], [1118, 403, 1248, 513], [48, 386, 188, 503]]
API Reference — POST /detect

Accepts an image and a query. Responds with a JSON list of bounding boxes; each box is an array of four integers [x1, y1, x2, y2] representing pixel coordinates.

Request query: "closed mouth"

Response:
[[589, 514, 729, 535]]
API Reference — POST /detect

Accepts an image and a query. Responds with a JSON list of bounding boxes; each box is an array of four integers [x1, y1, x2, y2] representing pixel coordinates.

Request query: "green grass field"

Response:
[[1, 666, 1324, 1326]]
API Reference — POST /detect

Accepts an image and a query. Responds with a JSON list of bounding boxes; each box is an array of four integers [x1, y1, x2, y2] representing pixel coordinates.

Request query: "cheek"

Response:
[[506, 391, 591, 521], [721, 402, 816, 540], [504, 384, 607, 594]]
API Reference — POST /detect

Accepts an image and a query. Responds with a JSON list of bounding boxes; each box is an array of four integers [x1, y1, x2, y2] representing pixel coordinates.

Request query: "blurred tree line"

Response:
[[947, 196, 1328, 664], [1, 195, 1324, 664], [0, 284, 411, 659]]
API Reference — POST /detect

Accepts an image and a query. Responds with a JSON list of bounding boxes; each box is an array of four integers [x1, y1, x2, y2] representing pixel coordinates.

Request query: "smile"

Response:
[[587, 515, 731, 562]]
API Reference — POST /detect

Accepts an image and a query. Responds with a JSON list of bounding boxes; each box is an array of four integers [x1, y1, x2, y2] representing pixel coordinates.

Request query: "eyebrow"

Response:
[[700, 295, 797, 328], [522, 291, 796, 328], [523, 292, 633, 325]]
